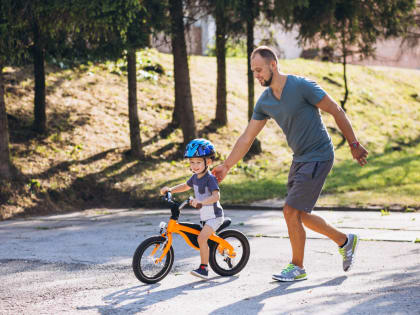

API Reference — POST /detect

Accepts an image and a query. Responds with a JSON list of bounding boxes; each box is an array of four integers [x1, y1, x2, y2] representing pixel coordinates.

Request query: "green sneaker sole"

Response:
[[272, 274, 307, 282]]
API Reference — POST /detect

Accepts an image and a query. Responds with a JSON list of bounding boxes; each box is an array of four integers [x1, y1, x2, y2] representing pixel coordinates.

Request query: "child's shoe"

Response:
[[191, 264, 209, 279]]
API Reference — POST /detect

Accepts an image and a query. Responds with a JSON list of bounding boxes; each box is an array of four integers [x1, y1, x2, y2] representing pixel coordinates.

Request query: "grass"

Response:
[[1, 49, 420, 219]]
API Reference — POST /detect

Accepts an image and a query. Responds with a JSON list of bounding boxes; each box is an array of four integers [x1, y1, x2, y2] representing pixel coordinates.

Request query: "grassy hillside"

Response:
[[2, 49, 420, 219]]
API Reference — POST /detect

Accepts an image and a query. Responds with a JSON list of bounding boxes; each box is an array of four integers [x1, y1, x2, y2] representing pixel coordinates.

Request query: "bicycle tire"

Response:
[[209, 229, 250, 276], [132, 236, 174, 284]]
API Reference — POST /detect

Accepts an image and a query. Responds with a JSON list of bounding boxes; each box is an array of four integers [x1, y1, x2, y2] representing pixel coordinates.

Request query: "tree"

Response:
[[0, 67, 18, 180], [71, 1, 148, 158], [9, 1, 143, 134], [0, 0, 144, 178], [169, 0, 197, 144], [0, 0, 26, 180], [274, 0, 416, 112], [126, 5, 154, 159], [214, 1, 229, 125], [126, 50, 144, 158], [207, 0, 244, 126], [126, 1, 167, 158], [401, 2, 419, 49], [234, 0, 268, 156], [23, 2, 71, 133]]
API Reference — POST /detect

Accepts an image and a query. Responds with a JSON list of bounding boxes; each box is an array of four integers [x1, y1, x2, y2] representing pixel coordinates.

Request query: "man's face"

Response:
[[251, 54, 274, 87]]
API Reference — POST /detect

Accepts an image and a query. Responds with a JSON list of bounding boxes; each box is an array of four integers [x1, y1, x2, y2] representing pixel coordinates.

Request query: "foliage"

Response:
[[207, 38, 247, 57], [275, 0, 416, 53], [0, 0, 146, 67], [271, 0, 417, 111], [2, 51, 420, 219]]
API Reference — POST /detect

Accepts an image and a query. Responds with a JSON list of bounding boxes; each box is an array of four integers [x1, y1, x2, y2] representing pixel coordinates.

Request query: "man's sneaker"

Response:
[[191, 265, 209, 279], [339, 234, 359, 272], [272, 263, 307, 282]]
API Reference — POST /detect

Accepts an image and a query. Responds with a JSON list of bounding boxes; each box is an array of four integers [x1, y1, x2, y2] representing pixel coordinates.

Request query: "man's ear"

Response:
[[270, 60, 277, 70]]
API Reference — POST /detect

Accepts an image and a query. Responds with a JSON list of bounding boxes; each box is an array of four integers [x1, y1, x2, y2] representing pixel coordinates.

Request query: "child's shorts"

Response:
[[202, 216, 224, 231]]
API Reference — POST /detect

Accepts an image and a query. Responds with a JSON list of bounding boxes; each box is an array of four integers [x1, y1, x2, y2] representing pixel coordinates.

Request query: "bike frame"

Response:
[[152, 195, 236, 264], [153, 219, 235, 264]]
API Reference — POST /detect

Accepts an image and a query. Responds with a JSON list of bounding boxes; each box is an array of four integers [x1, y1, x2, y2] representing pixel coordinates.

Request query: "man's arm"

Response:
[[212, 119, 267, 182], [316, 94, 368, 166]]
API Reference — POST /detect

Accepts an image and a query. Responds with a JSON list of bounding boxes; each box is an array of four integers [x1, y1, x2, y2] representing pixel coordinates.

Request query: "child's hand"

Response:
[[160, 186, 170, 195], [189, 198, 202, 209], [189, 198, 198, 207]]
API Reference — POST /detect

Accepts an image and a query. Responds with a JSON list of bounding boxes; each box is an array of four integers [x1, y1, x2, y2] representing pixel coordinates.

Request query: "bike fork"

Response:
[[155, 233, 173, 264]]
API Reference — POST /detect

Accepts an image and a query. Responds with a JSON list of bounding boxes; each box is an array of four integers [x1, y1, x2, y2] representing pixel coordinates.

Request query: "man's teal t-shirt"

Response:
[[252, 75, 334, 162]]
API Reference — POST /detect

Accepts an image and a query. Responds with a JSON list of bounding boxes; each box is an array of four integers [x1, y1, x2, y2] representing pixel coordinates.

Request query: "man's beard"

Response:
[[262, 69, 273, 87]]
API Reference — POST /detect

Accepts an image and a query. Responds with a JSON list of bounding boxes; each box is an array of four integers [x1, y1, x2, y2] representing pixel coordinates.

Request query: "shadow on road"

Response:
[[77, 276, 239, 314], [210, 276, 347, 314]]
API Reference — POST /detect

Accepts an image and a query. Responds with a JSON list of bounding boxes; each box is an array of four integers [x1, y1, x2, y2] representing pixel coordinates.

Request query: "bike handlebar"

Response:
[[163, 192, 202, 210]]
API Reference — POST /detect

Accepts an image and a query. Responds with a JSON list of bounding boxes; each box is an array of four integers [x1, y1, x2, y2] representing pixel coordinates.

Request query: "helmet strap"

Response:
[[201, 159, 208, 175]]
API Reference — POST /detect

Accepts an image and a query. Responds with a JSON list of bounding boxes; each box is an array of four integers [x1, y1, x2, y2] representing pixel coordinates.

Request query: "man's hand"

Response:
[[212, 164, 229, 183], [160, 186, 170, 195], [351, 143, 368, 166]]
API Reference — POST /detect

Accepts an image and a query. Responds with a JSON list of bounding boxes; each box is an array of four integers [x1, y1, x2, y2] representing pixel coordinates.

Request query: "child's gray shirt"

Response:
[[187, 171, 223, 221]]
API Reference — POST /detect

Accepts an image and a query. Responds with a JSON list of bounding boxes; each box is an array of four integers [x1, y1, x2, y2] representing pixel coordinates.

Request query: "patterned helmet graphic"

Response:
[[184, 139, 216, 158]]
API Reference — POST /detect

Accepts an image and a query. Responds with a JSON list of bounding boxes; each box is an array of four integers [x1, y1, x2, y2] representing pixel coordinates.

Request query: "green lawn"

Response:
[[3, 50, 420, 218]]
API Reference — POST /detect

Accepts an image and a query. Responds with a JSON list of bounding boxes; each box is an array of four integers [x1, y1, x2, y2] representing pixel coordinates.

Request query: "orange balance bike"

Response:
[[132, 192, 250, 284]]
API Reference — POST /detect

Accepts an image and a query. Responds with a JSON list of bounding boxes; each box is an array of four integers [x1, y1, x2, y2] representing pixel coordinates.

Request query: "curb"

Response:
[[223, 204, 420, 212], [134, 200, 420, 213]]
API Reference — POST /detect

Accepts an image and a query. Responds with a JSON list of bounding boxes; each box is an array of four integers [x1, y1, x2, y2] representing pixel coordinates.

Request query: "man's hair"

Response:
[[251, 46, 279, 64]]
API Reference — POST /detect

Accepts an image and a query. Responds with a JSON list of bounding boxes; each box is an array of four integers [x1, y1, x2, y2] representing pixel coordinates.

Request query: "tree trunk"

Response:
[[247, 15, 255, 121], [340, 35, 348, 112], [32, 21, 47, 134], [127, 49, 144, 158], [340, 56, 348, 112], [245, 6, 261, 157], [169, 0, 197, 145], [0, 67, 15, 180], [215, 3, 227, 126]]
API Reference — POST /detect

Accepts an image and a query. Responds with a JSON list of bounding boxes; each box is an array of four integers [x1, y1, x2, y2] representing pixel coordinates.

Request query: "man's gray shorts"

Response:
[[285, 159, 334, 213]]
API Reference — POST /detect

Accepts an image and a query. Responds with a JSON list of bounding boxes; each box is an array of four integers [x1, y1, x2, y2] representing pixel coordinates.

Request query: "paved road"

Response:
[[0, 208, 419, 314]]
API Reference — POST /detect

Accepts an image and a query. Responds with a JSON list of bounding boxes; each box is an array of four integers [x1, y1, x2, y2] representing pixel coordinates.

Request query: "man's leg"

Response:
[[283, 203, 306, 268], [273, 203, 308, 281], [282, 160, 358, 274], [300, 210, 359, 272], [300, 211, 347, 246]]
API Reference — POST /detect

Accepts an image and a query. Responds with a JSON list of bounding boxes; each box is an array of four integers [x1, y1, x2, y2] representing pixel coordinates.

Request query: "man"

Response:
[[212, 46, 368, 282]]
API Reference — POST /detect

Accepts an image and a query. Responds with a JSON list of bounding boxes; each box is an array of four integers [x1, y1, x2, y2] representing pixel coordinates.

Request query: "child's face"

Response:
[[189, 157, 212, 174]]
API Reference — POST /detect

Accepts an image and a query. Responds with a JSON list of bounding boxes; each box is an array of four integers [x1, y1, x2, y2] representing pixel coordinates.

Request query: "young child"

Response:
[[160, 138, 224, 280]]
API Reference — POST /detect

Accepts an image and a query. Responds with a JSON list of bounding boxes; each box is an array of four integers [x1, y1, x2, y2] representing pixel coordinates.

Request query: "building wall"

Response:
[[349, 38, 420, 69], [152, 14, 420, 70]]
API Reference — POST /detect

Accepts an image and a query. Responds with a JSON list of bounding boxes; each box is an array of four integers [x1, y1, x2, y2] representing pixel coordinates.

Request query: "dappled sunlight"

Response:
[[3, 50, 420, 218]]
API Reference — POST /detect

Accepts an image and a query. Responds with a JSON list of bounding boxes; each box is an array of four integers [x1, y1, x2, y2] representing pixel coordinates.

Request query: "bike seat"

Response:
[[179, 222, 202, 231], [216, 217, 231, 233]]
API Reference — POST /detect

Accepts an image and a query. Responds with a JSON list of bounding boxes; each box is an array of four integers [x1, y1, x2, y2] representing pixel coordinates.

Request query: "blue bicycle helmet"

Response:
[[184, 138, 216, 159]]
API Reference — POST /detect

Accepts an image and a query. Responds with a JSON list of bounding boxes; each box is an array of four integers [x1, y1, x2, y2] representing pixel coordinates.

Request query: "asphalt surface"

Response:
[[0, 208, 419, 314]]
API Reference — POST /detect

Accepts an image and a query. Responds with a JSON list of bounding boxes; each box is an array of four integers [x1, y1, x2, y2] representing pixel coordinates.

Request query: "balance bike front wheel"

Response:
[[132, 236, 174, 284]]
